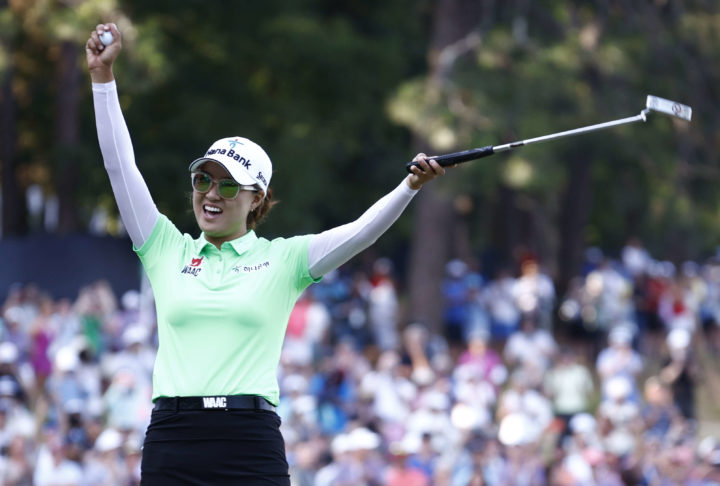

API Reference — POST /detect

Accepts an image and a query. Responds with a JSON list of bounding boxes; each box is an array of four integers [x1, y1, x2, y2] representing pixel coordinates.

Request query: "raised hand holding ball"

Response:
[[100, 30, 114, 46]]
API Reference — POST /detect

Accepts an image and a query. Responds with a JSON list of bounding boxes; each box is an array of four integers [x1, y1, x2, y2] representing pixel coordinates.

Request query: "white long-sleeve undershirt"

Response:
[[92, 81, 418, 278], [92, 81, 159, 246]]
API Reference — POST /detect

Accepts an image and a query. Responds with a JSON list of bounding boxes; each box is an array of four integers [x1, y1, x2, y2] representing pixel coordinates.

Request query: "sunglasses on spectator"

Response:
[[191, 171, 258, 200]]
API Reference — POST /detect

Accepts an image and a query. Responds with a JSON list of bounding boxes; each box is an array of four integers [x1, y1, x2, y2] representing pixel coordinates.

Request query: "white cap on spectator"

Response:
[[498, 413, 534, 446], [122, 325, 149, 347], [608, 325, 633, 345], [282, 374, 308, 394], [63, 398, 84, 415], [331, 434, 351, 455], [422, 391, 449, 411], [95, 428, 123, 452], [564, 453, 594, 482], [604, 375, 632, 400], [376, 350, 400, 372], [55, 346, 79, 372], [389, 434, 420, 456], [667, 328, 691, 350], [569, 413, 596, 436], [121, 290, 140, 310], [604, 430, 635, 456], [124, 433, 143, 455], [0, 342, 19, 364], [0, 376, 19, 396], [2, 307, 23, 324], [450, 402, 489, 430], [292, 395, 316, 415], [347, 427, 380, 451], [454, 363, 481, 382], [411, 366, 435, 386], [445, 259, 468, 278]]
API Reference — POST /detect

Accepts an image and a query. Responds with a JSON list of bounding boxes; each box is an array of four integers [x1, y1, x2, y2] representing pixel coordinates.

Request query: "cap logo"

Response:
[[225, 149, 251, 169], [227, 139, 244, 148], [257, 172, 267, 186], [206, 147, 226, 157]]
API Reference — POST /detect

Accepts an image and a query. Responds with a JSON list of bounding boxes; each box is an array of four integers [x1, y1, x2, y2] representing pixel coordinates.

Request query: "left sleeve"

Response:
[[307, 178, 418, 278]]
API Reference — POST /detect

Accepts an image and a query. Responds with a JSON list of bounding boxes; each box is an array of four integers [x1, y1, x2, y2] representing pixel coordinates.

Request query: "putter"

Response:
[[406, 95, 692, 172]]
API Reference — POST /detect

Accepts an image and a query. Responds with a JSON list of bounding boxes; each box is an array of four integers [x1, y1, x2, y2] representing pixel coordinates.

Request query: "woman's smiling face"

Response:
[[192, 161, 263, 247]]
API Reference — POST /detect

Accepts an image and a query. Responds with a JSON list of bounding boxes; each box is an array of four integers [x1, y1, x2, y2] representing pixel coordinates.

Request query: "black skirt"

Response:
[[140, 408, 290, 485]]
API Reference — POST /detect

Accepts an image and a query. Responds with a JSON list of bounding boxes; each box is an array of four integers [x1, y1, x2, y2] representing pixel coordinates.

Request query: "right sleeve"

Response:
[[93, 80, 159, 248], [134, 214, 185, 274]]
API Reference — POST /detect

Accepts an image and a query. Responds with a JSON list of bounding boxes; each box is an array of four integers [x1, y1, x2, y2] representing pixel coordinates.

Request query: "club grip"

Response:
[[405, 145, 495, 172]]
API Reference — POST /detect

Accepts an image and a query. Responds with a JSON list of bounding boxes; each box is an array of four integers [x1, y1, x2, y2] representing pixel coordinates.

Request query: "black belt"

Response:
[[153, 395, 276, 412]]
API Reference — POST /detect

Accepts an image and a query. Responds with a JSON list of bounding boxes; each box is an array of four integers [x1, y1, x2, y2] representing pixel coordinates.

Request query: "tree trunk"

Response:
[[557, 156, 592, 296], [407, 183, 454, 329], [406, 0, 482, 334], [0, 54, 28, 237], [55, 40, 81, 234]]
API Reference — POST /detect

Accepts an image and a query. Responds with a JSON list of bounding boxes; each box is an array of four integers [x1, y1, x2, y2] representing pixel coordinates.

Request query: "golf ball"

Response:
[[99, 31, 114, 46]]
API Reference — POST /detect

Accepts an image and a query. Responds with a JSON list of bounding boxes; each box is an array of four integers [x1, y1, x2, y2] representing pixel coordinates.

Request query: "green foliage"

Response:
[[390, 1, 720, 262], [105, 0, 429, 242], [4, 0, 720, 265]]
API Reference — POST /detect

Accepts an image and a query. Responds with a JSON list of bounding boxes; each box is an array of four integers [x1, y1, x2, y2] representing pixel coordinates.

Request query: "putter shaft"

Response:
[[405, 94, 691, 172]]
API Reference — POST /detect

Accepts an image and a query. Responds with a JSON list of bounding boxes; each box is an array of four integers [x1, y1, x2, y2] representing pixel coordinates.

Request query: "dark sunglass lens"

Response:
[[192, 173, 211, 192], [219, 180, 240, 199]]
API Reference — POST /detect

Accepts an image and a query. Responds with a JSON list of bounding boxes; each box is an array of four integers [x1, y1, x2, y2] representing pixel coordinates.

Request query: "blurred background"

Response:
[[2, 0, 720, 484]]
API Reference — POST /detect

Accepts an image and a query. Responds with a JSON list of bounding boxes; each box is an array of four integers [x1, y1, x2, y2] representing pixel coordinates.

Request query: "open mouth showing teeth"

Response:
[[204, 205, 222, 214]]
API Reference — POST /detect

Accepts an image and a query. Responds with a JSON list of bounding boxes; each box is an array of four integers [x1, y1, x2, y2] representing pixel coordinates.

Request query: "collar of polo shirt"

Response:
[[197, 229, 259, 255]]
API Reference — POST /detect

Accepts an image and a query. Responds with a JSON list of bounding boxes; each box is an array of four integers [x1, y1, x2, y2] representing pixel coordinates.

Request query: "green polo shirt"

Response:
[[135, 214, 319, 405]]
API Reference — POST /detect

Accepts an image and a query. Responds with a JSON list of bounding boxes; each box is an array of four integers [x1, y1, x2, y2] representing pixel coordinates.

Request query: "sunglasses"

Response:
[[191, 171, 258, 200]]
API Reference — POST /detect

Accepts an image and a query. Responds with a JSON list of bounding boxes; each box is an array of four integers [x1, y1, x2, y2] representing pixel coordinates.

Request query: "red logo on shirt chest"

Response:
[[181, 256, 203, 276]]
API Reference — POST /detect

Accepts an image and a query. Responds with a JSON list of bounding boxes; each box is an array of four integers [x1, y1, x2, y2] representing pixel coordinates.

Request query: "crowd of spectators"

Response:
[[1, 239, 720, 485]]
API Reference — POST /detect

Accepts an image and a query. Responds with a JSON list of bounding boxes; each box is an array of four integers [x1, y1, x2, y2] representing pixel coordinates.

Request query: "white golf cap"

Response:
[[189, 137, 272, 195]]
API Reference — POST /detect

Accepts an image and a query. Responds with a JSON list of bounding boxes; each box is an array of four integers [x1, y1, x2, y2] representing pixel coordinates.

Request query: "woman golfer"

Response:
[[87, 23, 448, 485]]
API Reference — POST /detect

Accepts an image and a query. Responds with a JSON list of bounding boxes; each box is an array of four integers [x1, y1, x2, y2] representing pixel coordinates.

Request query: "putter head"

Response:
[[646, 95, 692, 121]]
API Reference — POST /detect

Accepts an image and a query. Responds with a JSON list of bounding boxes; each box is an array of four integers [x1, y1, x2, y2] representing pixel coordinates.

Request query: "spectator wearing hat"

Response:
[[33, 431, 83, 486], [360, 350, 416, 432], [496, 371, 554, 446], [407, 389, 459, 453], [503, 313, 558, 387], [83, 428, 128, 485], [660, 328, 700, 420], [481, 266, 521, 340], [0, 435, 33, 486], [368, 258, 401, 351], [442, 259, 473, 345], [641, 376, 682, 440], [513, 255, 556, 331], [385, 434, 429, 486], [596, 375, 642, 460], [596, 325, 643, 400], [543, 349, 595, 441], [457, 329, 506, 393], [401, 323, 436, 387], [695, 437, 720, 484], [314, 433, 359, 486], [497, 413, 546, 485], [101, 325, 154, 391]]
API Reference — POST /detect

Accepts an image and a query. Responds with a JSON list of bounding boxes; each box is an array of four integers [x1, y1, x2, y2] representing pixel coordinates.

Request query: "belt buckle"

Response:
[[201, 396, 228, 409]]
